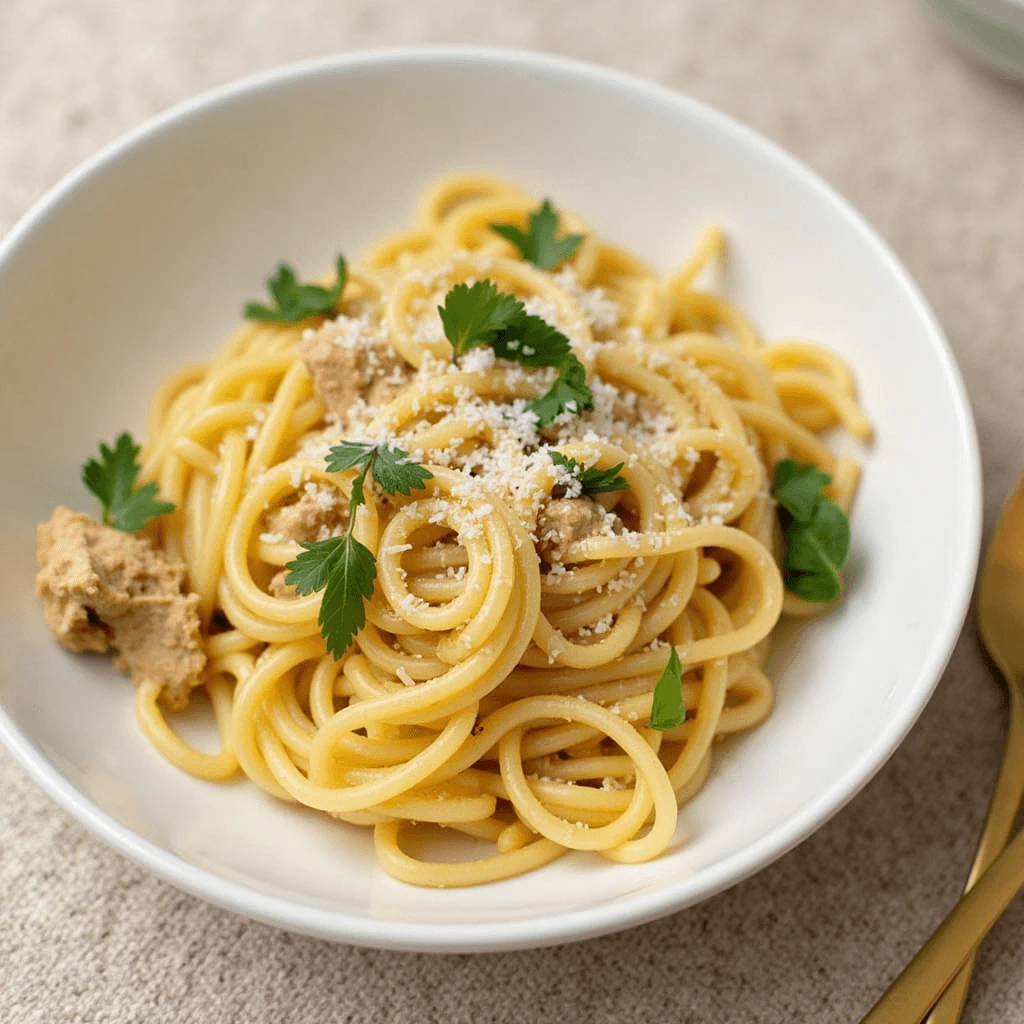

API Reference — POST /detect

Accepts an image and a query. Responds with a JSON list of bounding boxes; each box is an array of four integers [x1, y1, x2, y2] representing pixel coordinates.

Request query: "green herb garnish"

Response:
[[490, 200, 585, 271], [284, 534, 376, 659], [525, 358, 593, 427], [773, 459, 851, 603], [285, 443, 433, 657], [489, 310, 572, 368], [244, 254, 348, 324], [549, 451, 628, 495], [324, 442, 434, 498], [81, 433, 175, 533], [437, 280, 524, 358], [437, 280, 593, 427], [648, 647, 685, 731]]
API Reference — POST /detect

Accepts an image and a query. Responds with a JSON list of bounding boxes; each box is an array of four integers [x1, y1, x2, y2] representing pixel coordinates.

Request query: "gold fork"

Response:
[[860, 472, 1024, 1023]]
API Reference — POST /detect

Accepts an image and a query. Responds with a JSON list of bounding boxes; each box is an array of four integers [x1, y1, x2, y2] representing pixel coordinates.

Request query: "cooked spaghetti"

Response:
[[35, 173, 871, 887]]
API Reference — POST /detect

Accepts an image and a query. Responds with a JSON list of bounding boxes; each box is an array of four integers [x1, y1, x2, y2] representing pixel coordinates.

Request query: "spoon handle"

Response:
[[924, 676, 1024, 1024], [860, 827, 1024, 1024]]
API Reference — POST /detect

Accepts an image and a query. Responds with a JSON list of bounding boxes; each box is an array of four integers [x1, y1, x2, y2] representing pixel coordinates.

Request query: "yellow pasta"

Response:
[[131, 173, 870, 887]]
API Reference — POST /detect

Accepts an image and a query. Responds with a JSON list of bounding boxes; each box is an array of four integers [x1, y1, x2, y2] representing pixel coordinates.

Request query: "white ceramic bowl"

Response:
[[0, 48, 981, 952]]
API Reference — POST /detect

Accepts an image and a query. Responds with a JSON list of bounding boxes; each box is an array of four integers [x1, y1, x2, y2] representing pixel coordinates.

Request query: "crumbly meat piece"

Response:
[[299, 319, 410, 422], [35, 506, 205, 710], [536, 497, 613, 562], [263, 489, 347, 544], [267, 569, 298, 599]]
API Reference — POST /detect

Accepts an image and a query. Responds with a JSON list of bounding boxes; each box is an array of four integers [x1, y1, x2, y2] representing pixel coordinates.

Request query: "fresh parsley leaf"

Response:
[[490, 200, 585, 271], [82, 434, 139, 517], [437, 280, 525, 357], [324, 441, 380, 474], [782, 500, 850, 602], [112, 483, 177, 534], [773, 459, 851, 603], [244, 254, 347, 324], [283, 535, 347, 595], [528, 355, 594, 427], [347, 464, 369, 522], [290, 442, 433, 658], [370, 445, 434, 496], [285, 535, 376, 658], [81, 433, 175, 533], [774, 460, 833, 523], [489, 313, 571, 369], [648, 647, 685, 731], [437, 279, 595, 426], [324, 441, 377, 521], [325, 442, 434, 497], [549, 451, 628, 495]]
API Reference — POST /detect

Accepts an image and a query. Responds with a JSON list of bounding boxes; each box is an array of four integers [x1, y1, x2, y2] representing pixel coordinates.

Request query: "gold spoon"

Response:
[[860, 473, 1024, 1023]]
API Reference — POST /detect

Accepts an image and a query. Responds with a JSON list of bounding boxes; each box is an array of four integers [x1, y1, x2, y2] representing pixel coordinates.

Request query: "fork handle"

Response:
[[859, 827, 1024, 1024], [924, 677, 1024, 1024]]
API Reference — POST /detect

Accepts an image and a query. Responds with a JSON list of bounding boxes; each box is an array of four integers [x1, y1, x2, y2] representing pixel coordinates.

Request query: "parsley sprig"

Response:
[[437, 279, 593, 427], [773, 459, 851, 603], [438, 280, 523, 357], [490, 200, 584, 271], [81, 433, 175, 533], [285, 534, 375, 658], [284, 443, 433, 657], [648, 647, 685, 731], [324, 442, 435, 503], [549, 452, 627, 496], [244, 255, 348, 324]]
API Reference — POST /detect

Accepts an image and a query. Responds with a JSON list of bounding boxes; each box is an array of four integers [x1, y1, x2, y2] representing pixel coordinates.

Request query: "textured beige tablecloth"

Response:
[[3, 1, 1024, 1021]]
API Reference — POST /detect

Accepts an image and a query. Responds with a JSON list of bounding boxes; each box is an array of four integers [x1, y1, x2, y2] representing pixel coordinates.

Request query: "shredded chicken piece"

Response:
[[263, 489, 347, 544], [35, 506, 205, 710], [267, 569, 298, 599], [536, 497, 612, 562], [299, 319, 411, 422]]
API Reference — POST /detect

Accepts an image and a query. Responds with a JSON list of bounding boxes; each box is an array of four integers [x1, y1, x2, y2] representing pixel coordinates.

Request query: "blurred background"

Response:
[[2, 2, 1024, 1022]]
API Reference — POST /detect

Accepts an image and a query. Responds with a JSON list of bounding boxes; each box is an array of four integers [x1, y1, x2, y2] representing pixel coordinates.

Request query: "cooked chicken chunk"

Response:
[[267, 569, 298, 599], [536, 497, 612, 562], [35, 506, 205, 710], [262, 487, 347, 544], [300, 318, 410, 422]]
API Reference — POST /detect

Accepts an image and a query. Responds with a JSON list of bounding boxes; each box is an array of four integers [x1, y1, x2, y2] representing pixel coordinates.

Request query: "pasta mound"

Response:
[[62, 174, 873, 887]]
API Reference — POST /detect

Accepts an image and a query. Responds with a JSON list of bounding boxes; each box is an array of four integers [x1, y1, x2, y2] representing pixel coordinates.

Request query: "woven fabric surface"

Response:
[[2, 1, 1023, 1021]]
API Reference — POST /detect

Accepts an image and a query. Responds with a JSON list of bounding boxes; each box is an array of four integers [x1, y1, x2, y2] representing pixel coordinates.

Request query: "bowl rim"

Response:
[[0, 44, 983, 953]]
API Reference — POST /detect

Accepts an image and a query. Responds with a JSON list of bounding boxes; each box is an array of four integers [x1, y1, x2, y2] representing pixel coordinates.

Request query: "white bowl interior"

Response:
[[0, 51, 979, 951]]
